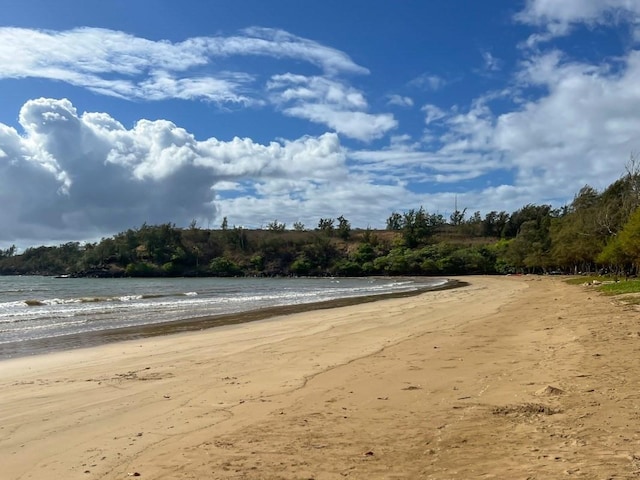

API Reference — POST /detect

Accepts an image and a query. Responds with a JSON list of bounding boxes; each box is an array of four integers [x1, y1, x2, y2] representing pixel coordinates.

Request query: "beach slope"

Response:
[[1, 276, 639, 479]]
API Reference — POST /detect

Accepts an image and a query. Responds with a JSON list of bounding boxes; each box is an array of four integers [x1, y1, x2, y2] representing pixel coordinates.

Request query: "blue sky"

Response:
[[2, 0, 640, 247]]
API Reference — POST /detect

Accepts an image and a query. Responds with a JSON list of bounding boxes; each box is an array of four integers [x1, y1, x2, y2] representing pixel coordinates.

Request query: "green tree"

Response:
[[208, 257, 242, 276], [386, 212, 403, 230], [336, 215, 351, 240], [601, 207, 640, 274], [400, 207, 433, 248], [290, 255, 312, 275], [549, 186, 603, 273], [449, 208, 467, 226], [317, 218, 335, 236]]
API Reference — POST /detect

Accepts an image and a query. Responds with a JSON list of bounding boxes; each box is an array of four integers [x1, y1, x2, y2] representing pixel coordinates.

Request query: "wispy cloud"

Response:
[[387, 94, 414, 107], [409, 73, 447, 91], [422, 104, 447, 125], [0, 26, 393, 141], [481, 51, 502, 72], [0, 27, 368, 104]]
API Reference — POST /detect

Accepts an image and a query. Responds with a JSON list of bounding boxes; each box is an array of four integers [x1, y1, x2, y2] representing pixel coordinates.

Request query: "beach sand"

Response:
[[1, 275, 639, 479]]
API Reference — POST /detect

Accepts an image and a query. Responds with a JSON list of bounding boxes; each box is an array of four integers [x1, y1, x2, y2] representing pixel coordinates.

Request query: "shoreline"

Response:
[[0, 277, 465, 360], [4, 275, 637, 478]]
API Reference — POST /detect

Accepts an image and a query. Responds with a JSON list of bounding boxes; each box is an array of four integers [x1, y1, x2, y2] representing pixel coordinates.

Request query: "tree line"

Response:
[[3, 162, 640, 278]]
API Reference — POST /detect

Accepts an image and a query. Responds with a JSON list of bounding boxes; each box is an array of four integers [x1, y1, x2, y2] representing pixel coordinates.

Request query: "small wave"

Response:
[[24, 295, 142, 307], [118, 295, 144, 302], [79, 297, 108, 303], [133, 292, 199, 300], [24, 299, 45, 307]]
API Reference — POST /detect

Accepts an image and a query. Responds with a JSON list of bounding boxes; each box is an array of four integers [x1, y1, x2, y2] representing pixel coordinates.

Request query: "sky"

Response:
[[3, 0, 640, 248]]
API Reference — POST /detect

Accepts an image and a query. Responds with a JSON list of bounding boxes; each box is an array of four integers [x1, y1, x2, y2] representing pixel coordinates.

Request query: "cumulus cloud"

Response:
[[494, 50, 640, 188], [7, 9, 640, 246], [517, 0, 640, 44], [350, 45, 640, 213], [0, 98, 411, 245]]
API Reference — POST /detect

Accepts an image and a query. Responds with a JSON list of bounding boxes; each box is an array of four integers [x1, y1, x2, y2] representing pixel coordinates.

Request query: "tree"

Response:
[[292, 221, 306, 231], [208, 257, 241, 276], [503, 204, 552, 238], [597, 236, 627, 275], [267, 219, 286, 232], [462, 211, 483, 236], [0, 245, 17, 258], [361, 227, 379, 246], [400, 207, 433, 248], [317, 218, 335, 236], [601, 207, 640, 274], [220, 216, 229, 231], [386, 212, 403, 230], [337, 215, 351, 240], [229, 226, 248, 250], [450, 208, 467, 226], [549, 187, 604, 273], [505, 216, 553, 273], [352, 242, 376, 264], [481, 211, 510, 238]]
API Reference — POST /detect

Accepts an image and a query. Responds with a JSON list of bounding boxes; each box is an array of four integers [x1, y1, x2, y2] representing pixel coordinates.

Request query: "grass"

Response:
[[597, 280, 640, 296], [564, 275, 607, 285], [563, 274, 640, 301], [564, 275, 640, 295]]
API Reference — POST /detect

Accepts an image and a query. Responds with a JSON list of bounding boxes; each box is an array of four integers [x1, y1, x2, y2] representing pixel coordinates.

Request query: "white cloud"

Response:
[[232, 27, 369, 75], [350, 46, 640, 212], [216, 178, 416, 231], [422, 104, 447, 125], [0, 26, 399, 145], [517, 0, 640, 44], [387, 95, 414, 107], [494, 50, 640, 189], [8, 53, 639, 246], [0, 98, 409, 245], [481, 51, 502, 72], [409, 73, 447, 91], [7, 12, 640, 246], [0, 27, 367, 105], [268, 74, 397, 141]]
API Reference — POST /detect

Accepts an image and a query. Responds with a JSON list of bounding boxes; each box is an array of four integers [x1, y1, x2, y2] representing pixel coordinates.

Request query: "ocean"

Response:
[[0, 275, 449, 359]]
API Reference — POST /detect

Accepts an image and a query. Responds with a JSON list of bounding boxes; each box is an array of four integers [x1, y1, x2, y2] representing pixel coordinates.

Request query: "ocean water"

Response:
[[0, 276, 448, 358]]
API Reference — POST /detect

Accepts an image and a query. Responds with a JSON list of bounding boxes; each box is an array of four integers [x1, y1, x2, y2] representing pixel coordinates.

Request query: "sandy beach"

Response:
[[2, 275, 640, 479]]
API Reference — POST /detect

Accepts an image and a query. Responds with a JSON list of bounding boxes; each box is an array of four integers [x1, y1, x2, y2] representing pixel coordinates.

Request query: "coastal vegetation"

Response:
[[4, 163, 640, 278]]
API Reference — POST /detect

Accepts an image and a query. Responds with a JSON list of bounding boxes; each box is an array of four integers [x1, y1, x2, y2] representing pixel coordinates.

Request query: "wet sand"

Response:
[[0, 279, 463, 360], [2, 275, 640, 479]]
